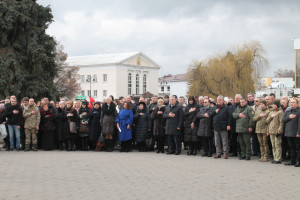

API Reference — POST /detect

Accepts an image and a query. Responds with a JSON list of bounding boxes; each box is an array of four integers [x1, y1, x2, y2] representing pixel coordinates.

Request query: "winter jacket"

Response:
[[5, 104, 23, 126], [163, 102, 183, 136], [282, 107, 300, 137], [266, 109, 284, 135], [252, 108, 269, 134], [232, 104, 254, 133], [211, 104, 232, 131], [23, 105, 41, 129]]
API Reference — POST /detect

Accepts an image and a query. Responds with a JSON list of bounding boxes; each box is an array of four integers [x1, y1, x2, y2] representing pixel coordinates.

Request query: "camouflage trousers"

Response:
[[270, 134, 282, 162], [257, 133, 269, 160], [25, 128, 37, 145]]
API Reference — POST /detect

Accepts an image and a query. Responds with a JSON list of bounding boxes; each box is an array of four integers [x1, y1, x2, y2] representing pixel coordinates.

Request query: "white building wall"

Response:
[[169, 81, 188, 98]]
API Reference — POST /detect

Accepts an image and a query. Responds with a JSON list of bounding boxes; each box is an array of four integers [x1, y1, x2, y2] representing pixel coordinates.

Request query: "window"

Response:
[[87, 90, 91, 97], [161, 87, 164, 92], [81, 90, 85, 96], [143, 74, 147, 93], [86, 75, 91, 82], [81, 75, 85, 83], [128, 73, 132, 95], [94, 90, 97, 97], [167, 86, 170, 92], [136, 74, 140, 95], [103, 74, 107, 82], [103, 90, 107, 97], [93, 74, 97, 82], [280, 91, 283, 97]]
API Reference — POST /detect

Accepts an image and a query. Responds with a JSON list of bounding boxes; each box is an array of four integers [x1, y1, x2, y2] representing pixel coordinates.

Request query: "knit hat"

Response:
[[0, 104, 5, 112], [94, 101, 101, 106], [138, 102, 146, 108], [272, 100, 281, 108], [260, 100, 267, 106]]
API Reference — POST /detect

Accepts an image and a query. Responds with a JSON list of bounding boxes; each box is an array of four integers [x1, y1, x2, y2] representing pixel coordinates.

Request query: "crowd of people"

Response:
[[0, 92, 300, 167]]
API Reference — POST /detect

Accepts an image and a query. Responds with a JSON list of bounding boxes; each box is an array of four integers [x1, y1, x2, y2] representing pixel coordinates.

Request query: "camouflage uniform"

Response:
[[232, 104, 254, 159], [253, 108, 269, 161], [23, 105, 41, 150], [266, 109, 284, 162]]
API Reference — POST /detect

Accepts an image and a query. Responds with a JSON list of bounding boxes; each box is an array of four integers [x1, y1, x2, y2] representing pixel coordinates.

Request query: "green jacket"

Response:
[[252, 108, 269, 134], [232, 104, 254, 133]]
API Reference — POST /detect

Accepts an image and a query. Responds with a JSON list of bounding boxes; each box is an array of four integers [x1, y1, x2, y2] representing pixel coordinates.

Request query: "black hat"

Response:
[[138, 102, 146, 108], [81, 101, 88, 105]]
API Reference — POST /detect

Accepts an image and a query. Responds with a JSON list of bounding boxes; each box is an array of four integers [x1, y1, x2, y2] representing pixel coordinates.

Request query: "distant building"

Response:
[[158, 73, 188, 98], [67, 52, 160, 101], [294, 38, 300, 95], [256, 77, 294, 98]]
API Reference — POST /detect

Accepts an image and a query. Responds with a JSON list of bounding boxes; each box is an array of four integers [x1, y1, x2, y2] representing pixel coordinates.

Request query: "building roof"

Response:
[[158, 73, 188, 83], [67, 52, 141, 66]]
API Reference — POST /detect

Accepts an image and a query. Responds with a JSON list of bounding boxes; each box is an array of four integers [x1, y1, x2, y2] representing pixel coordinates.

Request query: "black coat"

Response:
[[151, 105, 166, 137], [0, 111, 6, 124], [5, 104, 23, 126], [282, 107, 300, 137], [88, 107, 101, 141], [101, 102, 116, 135], [163, 102, 183, 136], [55, 108, 70, 141], [211, 104, 232, 131], [184, 103, 200, 142], [134, 108, 151, 142], [230, 103, 239, 132], [195, 106, 213, 137]]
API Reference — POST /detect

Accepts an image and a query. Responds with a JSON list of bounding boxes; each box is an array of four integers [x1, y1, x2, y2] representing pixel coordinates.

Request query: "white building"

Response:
[[67, 52, 160, 101], [255, 77, 295, 98], [158, 74, 188, 98]]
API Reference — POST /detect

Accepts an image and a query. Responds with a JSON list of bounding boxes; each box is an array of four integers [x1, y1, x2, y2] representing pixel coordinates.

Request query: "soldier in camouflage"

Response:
[[253, 100, 269, 162], [23, 98, 41, 151]]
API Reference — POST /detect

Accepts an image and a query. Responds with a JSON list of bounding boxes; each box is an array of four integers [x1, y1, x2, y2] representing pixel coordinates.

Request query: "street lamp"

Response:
[[86, 75, 95, 98]]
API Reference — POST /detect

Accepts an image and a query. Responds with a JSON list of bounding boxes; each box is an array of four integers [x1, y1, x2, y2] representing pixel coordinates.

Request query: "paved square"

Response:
[[1, 150, 300, 200]]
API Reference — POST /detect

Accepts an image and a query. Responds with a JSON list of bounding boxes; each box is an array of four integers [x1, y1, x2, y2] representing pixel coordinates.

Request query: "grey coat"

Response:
[[282, 107, 300, 137], [195, 106, 213, 137], [163, 102, 183, 136]]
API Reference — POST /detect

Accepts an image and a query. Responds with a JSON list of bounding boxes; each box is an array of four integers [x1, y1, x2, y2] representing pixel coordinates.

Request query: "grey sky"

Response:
[[37, 0, 300, 76]]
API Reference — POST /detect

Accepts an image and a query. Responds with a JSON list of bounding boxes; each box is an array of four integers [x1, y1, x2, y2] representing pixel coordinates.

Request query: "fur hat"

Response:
[[138, 102, 146, 108]]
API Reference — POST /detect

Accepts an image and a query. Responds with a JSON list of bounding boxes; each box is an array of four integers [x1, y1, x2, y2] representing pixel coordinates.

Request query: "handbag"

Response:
[[79, 123, 90, 133], [69, 121, 77, 133], [95, 134, 105, 151], [0, 124, 7, 139]]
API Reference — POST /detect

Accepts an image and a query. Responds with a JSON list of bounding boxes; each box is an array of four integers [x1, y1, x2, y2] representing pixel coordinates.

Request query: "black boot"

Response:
[[85, 137, 89, 151], [24, 145, 30, 151], [32, 144, 38, 151], [81, 138, 85, 151], [67, 140, 71, 151], [120, 141, 125, 152], [59, 142, 63, 151]]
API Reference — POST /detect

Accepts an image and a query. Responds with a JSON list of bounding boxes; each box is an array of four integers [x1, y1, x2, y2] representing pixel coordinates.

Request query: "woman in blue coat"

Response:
[[116, 102, 133, 152]]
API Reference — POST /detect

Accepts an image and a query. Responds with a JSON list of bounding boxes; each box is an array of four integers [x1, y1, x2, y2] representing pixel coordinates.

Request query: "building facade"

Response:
[[67, 52, 160, 101], [158, 74, 188, 98], [255, 77, 294, 98]]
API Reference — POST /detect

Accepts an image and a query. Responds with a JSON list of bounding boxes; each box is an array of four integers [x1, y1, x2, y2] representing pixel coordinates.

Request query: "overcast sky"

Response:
[[37, 0, 300, 76]]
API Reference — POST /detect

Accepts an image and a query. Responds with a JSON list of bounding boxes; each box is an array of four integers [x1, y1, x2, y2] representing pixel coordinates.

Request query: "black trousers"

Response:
[[282, 135, 289, 159], [251, 133, 260, 155], [287, 137, 300, 163], [229, 131, 239, 155], [202, 136, 213, 155], [155, 136, 165, 152], [167, 135, 181, 153]]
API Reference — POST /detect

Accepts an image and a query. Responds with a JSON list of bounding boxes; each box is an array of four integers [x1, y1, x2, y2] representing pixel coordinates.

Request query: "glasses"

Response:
[[204, 102, 208, 103], [255, 100, 259, 102]]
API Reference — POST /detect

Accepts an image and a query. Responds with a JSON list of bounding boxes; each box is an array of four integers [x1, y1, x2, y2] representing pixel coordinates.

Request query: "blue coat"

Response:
[[116, 109, 133, 141]]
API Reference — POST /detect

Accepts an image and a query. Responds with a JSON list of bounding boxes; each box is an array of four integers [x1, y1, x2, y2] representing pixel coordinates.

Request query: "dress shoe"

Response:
[[284, 161, 295, 166], [201, 153, 208, 157], [187, 151, 192, 156], [294, 162, 300, 167], [271, 160, 276, 163], [239, 156, 246, 160], [214, 155, 221, 159], [167, 151, 175, 155], [224, 155, 228, 159], [156, 150, 161, 154], [274, 161, 281, 164], [207, 154, 212, 157], [174, 152, 180, 155], [245, 157, 250, 160]]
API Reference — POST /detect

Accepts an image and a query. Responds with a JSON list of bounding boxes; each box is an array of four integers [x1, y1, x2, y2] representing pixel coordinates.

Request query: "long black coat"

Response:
[[134, 108, 151, 142], [55, 108, 70, 141], [163, 102, 183, 136], [151, 105, 166, 137], [195, 106, 213, 137], [282, 107, 300, 137], [184, 103, 200, 142], [88, 107, 101, 141], [101, 102, 116, 135]]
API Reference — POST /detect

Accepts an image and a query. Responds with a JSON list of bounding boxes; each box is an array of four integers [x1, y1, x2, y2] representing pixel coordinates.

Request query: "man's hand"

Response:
[[259, 113, 266, 117], [169, 112, 175, 117], [17, 126, 20, 129], [216, 109, 219, 114], [177, 127, 181, 131], [32, 110, 37, 115], [191, 123, 195, 129], [157, 111, 163, 114], [36, 126, 39, 131], [204, 113, 209, 118], [13, 110, 19, 114], [271, 113, 277, 118], [239, 113, 245, 118], [140, 113, 144, 116], [249, 128, 253, 133], [189, 108, 196, 113], [227, 126, 231, 131], [289, 114, 296, 119]]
